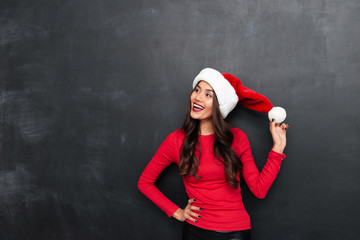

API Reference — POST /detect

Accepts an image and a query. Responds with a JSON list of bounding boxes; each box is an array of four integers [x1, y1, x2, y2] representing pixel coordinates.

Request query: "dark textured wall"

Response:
[[0, 0, 359, 239]]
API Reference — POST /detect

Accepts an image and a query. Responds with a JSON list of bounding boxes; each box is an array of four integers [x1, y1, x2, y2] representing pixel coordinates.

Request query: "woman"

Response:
[[138, 68, 289, 240]]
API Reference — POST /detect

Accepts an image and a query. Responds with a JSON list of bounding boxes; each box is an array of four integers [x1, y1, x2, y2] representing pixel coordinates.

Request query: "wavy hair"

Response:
[[179, 81, 242, 188]]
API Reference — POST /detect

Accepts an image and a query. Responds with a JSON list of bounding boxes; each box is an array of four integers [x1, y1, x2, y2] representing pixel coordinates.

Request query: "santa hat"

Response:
[[193, 68, 286, 122]]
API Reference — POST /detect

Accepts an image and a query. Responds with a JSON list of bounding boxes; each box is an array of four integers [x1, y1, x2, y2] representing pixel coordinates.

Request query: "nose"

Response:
[[195, 92, 202, 102]]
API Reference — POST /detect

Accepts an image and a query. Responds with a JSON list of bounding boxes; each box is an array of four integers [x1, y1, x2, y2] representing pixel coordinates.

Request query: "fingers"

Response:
[[185, 214, 198, 223], [185, 199, 202, 223], [185, 208, 201, 219], [183, 210, 199, 223], [279, 123, 290, 130], [270, 119, 276, 128], [190, 205, 202, 211], [269, 119, 276, 132], [272, 120, 290, 131]]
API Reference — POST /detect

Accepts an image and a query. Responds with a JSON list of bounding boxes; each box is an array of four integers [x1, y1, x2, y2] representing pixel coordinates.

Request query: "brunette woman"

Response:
[[138, 68, 289, 240]]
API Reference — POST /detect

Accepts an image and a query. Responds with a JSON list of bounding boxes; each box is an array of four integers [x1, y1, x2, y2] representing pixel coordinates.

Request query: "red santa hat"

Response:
[[193, 68, 286, 122]]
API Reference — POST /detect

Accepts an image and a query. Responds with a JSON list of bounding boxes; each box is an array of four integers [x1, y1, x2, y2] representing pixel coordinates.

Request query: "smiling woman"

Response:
[[190, 81, 215, 134], [138, 68, 289, 240]]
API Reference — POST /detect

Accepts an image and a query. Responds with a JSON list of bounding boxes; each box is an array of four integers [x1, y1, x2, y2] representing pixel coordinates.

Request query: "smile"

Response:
[[193, 103, 204, 112]]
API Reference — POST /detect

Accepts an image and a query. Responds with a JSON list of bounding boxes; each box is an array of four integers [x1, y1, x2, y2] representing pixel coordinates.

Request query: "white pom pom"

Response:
[[268, 107, 286, 123]]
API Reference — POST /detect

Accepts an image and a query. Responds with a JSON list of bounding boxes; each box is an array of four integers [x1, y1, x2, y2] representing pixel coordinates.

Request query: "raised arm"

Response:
[[137, 132, 180, 217], [236, 128, 286, 199]]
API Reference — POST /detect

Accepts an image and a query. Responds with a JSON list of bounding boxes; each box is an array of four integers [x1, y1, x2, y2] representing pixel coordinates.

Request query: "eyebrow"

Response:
[[196, 85, 214, 92]]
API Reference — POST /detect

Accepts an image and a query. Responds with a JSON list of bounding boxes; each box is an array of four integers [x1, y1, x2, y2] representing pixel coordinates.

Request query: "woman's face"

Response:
[[190, 81, 214, 121]]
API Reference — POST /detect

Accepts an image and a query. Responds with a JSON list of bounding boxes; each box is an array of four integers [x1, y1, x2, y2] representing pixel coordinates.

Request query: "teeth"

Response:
[[194, 103, 204, 109]]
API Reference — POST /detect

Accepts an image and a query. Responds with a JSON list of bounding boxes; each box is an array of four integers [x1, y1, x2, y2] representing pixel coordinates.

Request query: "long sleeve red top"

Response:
[[137, 127, 286, 231]]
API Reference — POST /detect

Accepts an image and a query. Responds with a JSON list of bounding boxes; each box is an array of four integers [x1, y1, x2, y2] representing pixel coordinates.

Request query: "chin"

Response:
[[190, 111, 203, 119], [190, 112, 211, 121], [190, 112, 199, 119]]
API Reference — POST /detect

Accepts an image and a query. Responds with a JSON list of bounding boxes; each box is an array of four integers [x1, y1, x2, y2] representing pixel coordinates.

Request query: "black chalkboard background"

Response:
[[1, 0, 359, 239]]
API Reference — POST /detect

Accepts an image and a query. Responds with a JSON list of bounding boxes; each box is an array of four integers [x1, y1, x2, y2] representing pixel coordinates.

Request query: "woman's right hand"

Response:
[[172, 198, 202, 223]]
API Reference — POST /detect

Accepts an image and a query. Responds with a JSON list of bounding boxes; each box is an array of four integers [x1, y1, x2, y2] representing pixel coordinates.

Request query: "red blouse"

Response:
[[137, 128, 286, 231]]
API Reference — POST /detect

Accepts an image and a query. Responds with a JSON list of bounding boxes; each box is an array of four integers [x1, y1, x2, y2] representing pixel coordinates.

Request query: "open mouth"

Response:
[[193, 103, 204, 112]]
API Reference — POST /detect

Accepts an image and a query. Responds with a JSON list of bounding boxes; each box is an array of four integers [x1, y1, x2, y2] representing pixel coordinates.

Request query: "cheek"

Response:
[[205, 100, 213, 113], [206, 99, 213, 108]]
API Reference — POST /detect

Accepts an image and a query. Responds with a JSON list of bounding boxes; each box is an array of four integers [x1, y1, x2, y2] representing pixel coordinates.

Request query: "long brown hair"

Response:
[[179, 82, 243, 188]]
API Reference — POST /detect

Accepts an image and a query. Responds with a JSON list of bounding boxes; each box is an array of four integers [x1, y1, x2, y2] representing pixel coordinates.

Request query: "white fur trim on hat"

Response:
[[193, 68, 238, 119]]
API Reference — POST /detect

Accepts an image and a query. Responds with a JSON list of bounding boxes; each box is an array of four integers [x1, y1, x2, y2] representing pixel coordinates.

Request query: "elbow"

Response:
[[137, 176, 145, 193], [255, 194, 266, 199], [253, 190, 268, 199], [137, 175, 153, 194]]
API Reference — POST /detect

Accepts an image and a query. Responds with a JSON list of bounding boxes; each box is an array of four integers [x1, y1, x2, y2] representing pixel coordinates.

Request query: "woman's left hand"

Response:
[[269, 120, 289, 154]]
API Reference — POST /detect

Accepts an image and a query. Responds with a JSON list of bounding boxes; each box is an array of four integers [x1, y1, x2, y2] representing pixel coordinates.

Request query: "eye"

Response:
[[194, 88, 200, 93], [206, 93, 212, 98]]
